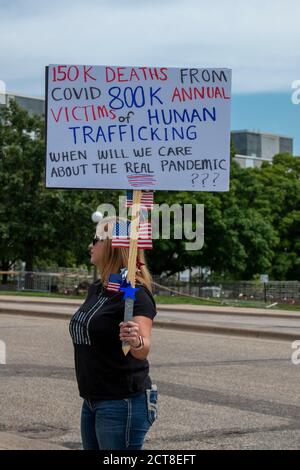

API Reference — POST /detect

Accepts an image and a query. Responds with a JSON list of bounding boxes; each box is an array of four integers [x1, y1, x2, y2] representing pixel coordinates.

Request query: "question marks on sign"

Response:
[[212, 173, 220, 186], [201, 173, 209, 187], [191, 173, 199, 187], [191, 172, 220, 188]]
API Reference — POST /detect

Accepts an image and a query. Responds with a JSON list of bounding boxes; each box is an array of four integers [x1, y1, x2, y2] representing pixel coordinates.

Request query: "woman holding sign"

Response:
[[69, 216, 158, 451]]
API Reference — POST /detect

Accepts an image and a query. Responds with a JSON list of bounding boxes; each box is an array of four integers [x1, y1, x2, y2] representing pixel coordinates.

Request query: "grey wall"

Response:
[[7, 94, 45, 117]]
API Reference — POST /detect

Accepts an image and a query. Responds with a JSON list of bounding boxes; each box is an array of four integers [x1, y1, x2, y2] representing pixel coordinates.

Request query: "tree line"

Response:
[[0, 100, 299, 281]]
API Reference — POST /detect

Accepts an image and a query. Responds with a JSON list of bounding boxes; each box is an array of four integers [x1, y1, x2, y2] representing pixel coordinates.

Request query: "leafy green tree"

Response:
[[0, 100, 120, 282], [259, 153, 300, 279]]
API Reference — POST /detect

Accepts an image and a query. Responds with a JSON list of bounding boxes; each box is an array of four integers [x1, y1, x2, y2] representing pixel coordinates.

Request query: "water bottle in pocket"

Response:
[[146, 384, 158, 425]]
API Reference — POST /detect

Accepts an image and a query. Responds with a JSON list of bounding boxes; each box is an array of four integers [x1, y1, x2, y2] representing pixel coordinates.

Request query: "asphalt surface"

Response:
[[0, 313, 300, 450]]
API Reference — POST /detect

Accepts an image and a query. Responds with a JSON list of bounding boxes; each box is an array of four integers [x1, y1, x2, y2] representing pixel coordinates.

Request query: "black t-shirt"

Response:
[[69, 280, 157, 400]]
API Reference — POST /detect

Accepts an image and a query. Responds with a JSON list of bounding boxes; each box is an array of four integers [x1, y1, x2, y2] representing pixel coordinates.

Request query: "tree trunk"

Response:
[[24, 254, 34, 290], [1, 260, 10, 285]]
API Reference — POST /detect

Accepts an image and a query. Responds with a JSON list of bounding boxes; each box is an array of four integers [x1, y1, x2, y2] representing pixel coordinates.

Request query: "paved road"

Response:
[[0, 313, 300, 450], [158, 310, 300, 335]]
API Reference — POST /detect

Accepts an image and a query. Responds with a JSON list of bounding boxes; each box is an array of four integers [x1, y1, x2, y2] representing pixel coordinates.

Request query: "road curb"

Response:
[[0, 297, 81, 308], [1, 297, 299, 320], [0, 307, 71, 321], [154, 321, 300, 342], [1, 307, 299, 342], [157, 305, 300, 320]]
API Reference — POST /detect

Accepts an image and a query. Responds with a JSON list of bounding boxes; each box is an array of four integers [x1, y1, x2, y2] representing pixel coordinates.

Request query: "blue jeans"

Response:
[[80, 387, 158, 450]]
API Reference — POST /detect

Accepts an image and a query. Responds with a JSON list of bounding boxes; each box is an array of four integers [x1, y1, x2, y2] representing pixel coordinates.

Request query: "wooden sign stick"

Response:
[[122, 189, 142, 355]]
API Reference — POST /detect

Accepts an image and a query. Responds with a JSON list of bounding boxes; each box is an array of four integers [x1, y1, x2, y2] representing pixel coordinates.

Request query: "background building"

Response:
[[0, 92, 44, 116], [232, 130, 293, 168]]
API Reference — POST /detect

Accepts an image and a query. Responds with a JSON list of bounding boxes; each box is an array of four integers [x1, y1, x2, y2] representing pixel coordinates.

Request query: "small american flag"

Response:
[[111, 219, 152, 249], [138, 220, 153, 249], [112, 220, 131, 248], [127, 174, 156, 188], [107, 273, 123, 292], [125, 190, 154, 210]]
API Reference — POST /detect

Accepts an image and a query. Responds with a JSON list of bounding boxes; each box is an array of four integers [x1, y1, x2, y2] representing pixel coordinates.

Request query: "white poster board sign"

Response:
[[45, 65, 231, 191]]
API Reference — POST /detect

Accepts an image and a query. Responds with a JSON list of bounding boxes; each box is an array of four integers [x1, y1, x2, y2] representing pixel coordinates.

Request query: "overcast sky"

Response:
[[1, 0, 300, 96], [1, 0, 299, 153]]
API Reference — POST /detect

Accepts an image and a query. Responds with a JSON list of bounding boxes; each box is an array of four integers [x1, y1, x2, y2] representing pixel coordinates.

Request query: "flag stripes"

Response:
[[125, 190, 154, 209], [112, 220, 153, 249]]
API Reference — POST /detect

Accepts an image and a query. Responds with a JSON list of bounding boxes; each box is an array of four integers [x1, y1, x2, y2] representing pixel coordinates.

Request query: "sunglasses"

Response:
[[92, 235, 105, 246]]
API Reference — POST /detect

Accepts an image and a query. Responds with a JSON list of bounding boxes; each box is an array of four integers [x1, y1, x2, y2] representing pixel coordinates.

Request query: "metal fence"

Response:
[[0, 271, 299, 304], [152, 277, 300, 304], [0, 270, 93, 295]]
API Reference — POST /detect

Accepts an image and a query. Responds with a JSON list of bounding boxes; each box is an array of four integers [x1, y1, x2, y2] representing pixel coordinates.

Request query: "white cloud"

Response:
[[1, 0, 300, 95]]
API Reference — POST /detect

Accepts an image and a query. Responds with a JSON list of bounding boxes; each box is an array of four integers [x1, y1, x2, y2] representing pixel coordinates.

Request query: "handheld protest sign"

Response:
[[45, 65, 231, 192], [45, 64, 232, 355]]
